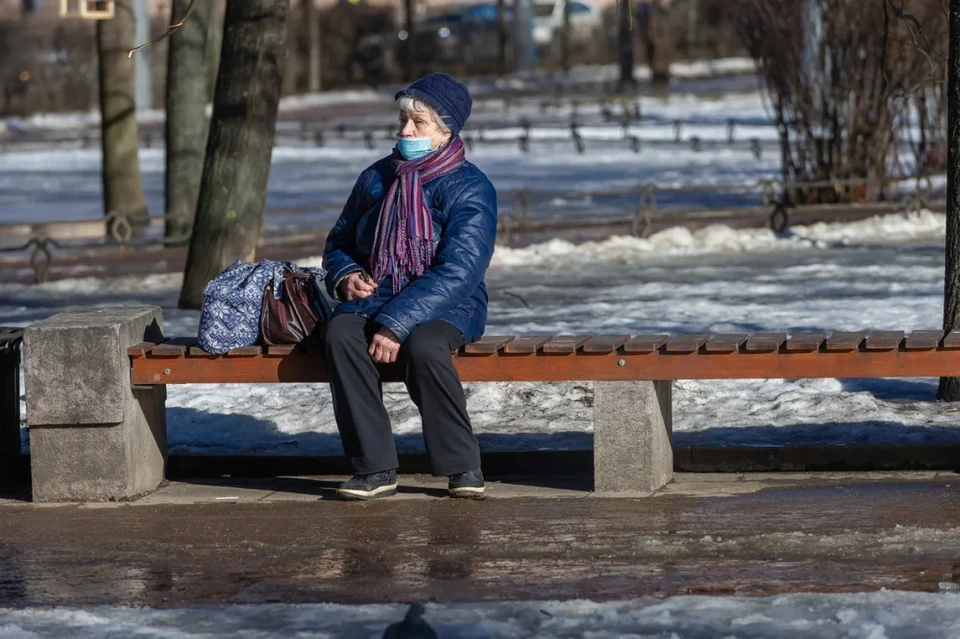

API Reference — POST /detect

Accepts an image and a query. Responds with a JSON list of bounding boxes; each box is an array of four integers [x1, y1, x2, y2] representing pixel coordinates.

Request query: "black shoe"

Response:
[[336, 470, 398, 501], [448, 468, 485, 499]]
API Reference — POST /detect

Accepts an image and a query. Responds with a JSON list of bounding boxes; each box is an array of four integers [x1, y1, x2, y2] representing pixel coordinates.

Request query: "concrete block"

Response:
[[25, 307, 162, 426], [25, 307, 166, 501], [593, 380, 673, 495]]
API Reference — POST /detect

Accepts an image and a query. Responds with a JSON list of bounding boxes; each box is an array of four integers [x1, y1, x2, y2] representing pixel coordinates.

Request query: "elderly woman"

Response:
[[322, 73, 497, 501]]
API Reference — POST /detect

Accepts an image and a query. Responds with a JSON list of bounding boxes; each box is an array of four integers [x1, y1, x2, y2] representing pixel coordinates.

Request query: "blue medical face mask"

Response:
[[396, 136, 434, 160]]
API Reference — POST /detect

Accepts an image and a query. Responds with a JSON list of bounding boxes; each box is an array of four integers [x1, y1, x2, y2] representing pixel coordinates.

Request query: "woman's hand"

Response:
[[369, 327, 401, 363], [338, 272, 376, 301]]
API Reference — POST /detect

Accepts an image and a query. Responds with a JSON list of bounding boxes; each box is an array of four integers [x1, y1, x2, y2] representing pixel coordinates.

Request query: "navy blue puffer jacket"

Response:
[[322, 154, 498, 344]]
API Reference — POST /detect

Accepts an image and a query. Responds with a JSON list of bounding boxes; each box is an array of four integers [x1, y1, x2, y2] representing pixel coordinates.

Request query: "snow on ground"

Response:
[[468, 56, 758, 94], [464, 90, 772, 132], [0, 57, 756, 137], [4, 87, 937, 230], [0, 88, 784, 227], [0, 132, 779, 227], [0, 89, 384, 136], [2, 591, 960, 638], [2, 210, 956, 456], [489, 209, 946, 266]]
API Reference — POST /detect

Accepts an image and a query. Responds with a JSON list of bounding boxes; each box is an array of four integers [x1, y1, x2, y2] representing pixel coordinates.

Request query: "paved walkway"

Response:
[[2, 472, 960, 605]]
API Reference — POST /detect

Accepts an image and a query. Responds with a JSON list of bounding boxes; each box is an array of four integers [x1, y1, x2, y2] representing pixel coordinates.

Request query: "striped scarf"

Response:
[[370, 136, 466, 294]]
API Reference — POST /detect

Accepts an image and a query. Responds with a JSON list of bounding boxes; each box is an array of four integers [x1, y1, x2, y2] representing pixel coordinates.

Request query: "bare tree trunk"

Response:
[[306, 0, 321, 92], [640, 2, 656, 86], [938, 0, 960, 400], [98, 0, 148, 237], [165, 0, 215, 242], [618, 0, 636, 92], [687, 0, 698, 59], [561, 0, 572, 71], [917, 90, 930, 175], [206, 1, 223, 98], [649, 0, 672, 96], [178, 0, 289, 310], [282, 6, 300, 95]]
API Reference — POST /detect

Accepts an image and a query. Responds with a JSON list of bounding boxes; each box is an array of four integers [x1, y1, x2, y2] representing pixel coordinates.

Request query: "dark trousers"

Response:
[[324, 312, 481, 476]]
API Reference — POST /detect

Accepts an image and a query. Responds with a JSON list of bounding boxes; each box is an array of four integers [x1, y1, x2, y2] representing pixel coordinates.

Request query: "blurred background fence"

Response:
[[0, 0, 745, 118]]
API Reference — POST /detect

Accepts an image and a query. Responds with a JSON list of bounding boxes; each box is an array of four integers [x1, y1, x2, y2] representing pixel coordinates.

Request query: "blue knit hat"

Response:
[[395, 73, 472, 137]]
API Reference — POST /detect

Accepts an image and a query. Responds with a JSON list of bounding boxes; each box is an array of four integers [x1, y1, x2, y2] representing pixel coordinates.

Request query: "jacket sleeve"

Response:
[[374, 177, 498, 342], [322, 176, 366, 300]]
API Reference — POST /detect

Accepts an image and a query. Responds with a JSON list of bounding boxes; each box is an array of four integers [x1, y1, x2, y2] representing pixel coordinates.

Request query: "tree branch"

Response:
[[886, 0, 947, 72], [128, 0, 198, 58]]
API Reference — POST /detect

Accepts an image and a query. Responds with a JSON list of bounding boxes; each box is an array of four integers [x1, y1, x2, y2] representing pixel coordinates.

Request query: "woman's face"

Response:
[[398, 108, 451, 149]]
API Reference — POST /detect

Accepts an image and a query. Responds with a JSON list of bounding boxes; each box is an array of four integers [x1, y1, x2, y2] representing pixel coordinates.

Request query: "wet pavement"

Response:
[[2, 472, 960, 607]]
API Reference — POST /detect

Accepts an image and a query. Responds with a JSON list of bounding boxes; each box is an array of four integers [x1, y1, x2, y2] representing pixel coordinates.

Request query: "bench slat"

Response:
[[622, 335, 670, 353], [864, 331, 905, 352], [187, 345, 218, 359], [225, 346, 263, 357], [904, 330, 943, 351], [149, 337, 197, 358], [783, 333, 826, 353], [149, 344, 185, 357], [463, 336, 515, 354], [743, 333, 787, 353], [131, 332, 960, 384], [264, 345, 298, 357], [824, 331, 865, 352], [664, 334, 707, 354], [582, 335, 631, 353], [127, 342, 156, 358], [703, 334, 748, 354], [943, 330, 960, 350], [541, 335, 590, 353], [502, 336, 552, 353]]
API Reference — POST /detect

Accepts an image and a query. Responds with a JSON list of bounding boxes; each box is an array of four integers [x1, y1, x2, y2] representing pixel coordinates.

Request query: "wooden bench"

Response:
[[128, 329, 960, 485], [22, 306, 960, 502], [128, 330, 960, 384]]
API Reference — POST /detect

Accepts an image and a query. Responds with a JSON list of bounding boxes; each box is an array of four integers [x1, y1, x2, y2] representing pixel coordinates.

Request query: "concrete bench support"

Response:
[[594, 380, 672, 495], [25, 307, 166, 502]]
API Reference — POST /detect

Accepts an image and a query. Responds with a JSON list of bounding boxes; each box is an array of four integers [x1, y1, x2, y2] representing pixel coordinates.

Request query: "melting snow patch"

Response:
[[490, 210, 944, 267]]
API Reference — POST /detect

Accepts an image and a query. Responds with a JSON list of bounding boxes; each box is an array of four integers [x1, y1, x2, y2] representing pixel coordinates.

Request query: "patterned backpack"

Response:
[[197, 259, 328, 355]]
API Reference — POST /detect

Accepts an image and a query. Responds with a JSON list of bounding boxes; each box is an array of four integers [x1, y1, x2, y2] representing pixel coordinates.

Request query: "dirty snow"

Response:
[[2, 592, 960, 638]]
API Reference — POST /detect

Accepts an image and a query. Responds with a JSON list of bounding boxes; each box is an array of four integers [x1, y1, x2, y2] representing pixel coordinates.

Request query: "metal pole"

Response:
[[404, 0, 416, 81], [306, 0, 321, 92], [686, 0, 698, 59], [938, 0, 960, 400], [802, 0, 823, 107], [497, 0, 509, 74], [513, 0, 535, 71], [618, 0, 635, 91], [133, 0, 152, 111]]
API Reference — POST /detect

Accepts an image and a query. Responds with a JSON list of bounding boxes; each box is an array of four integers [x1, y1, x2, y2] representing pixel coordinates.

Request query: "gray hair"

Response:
[[397, 95, 452, 135]]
